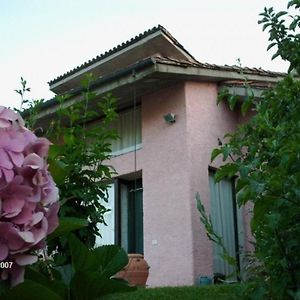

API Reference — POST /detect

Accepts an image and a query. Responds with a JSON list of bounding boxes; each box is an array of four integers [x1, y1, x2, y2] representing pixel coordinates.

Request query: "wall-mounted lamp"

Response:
[[163, 113, 176, 124]]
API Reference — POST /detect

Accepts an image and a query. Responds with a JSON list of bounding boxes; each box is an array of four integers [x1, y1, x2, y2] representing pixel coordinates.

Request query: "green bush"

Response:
[[211, 2, 300, 298]]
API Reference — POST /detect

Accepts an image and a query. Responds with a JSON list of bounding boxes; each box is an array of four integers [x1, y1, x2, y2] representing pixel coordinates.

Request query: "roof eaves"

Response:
[[48, 25, 193, 86], [27, 56, 156, 115], [152, 56, 286, 79]]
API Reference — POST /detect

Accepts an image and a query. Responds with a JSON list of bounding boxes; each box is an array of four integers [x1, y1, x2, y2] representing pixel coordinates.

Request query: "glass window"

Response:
[[120, 179, 143, 254], [95, 178, 144, 254]]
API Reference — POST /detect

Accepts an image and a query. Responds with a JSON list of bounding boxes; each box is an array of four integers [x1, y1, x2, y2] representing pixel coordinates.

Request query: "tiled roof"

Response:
[[48, 25, 195, 86], [221, 80, 275, 89], [49, 25, 286, 88], [153, 56, 286, 78]]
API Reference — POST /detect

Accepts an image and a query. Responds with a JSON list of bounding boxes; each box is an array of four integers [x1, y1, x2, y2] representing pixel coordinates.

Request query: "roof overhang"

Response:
[[49, 26, 196, 94], [34, 56, 284, 128]]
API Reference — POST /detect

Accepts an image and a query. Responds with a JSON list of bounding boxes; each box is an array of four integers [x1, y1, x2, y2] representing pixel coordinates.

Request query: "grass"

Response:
[[102, 284, 245, 300]]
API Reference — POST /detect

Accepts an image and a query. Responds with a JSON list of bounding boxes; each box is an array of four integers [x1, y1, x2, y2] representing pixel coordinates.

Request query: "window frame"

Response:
[[114, 177, 144, 254]]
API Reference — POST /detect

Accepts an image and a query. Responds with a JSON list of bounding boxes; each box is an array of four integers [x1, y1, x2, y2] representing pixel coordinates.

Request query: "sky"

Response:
[[0, 0, 290, 109]]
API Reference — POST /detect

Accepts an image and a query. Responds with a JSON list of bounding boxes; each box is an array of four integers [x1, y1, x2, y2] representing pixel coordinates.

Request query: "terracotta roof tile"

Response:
[[152, 56, 285, 78]]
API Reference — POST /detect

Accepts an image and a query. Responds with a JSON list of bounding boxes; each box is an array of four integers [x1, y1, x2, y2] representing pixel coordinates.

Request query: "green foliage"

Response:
[[67, 234, 134, 300], [217, 62, 255, 117], [1, 235, 134, 300], [258, 1, 300, 74], [14, 77, 45, 130], [18, 74, 119, 264], [47, 217, 88, 241], [210, 2, 300, 297], [47, 85, 118, 256], [7, 74, 132, 298], [1, 280, 63, 300], [214, 76, 300, 299]]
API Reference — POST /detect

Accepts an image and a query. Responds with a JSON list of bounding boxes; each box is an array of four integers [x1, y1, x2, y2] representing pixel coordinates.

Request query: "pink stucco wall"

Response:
[[110, 83, 195, 286], [142, 83, 194, 286], [108, 81, 252, 287], [108, 150, 142, 176], [184, 81, 239, 280]]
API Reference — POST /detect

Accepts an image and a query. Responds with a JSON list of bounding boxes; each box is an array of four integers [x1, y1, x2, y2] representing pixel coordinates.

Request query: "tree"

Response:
[[210, 1, 300, 299]]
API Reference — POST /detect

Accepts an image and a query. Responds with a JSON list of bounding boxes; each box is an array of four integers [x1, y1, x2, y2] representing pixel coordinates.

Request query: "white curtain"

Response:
[[110, 107, 142, 155], [209, 173, 237, 277], [95, 184, 115, 246]]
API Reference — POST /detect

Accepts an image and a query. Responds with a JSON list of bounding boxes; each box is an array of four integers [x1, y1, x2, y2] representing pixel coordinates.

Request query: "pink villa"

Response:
[[41, 26, 283, 286]]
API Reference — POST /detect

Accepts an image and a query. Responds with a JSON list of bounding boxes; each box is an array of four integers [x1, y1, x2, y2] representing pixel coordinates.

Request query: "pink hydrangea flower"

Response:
[[0, 106, 59, 286]]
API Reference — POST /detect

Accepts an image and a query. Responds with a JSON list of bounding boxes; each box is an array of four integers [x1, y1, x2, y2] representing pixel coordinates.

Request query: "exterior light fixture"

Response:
[[163, 113, 176, 124]]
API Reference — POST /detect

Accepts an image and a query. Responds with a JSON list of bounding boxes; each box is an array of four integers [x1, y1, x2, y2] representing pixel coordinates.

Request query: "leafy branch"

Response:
[[196, 193, 238, 278]]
